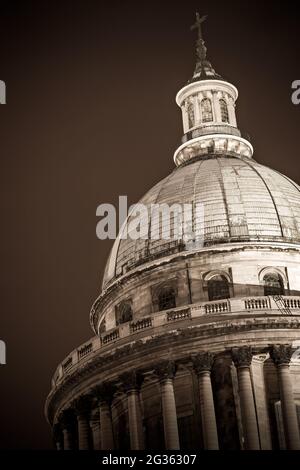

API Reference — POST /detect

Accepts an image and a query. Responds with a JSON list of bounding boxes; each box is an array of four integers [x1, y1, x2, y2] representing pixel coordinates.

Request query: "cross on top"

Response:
[[190, 12, 208, 40]]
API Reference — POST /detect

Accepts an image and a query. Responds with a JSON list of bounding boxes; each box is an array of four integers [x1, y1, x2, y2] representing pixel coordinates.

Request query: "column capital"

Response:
[[192, 352, 214, 374], [155, 360, 177, 382], [59, 408, 75, 431], [71, 395, 92, 418], [270, 344, 293, 366], [232, 346, 253, 368], [52, 422, 62, 440], [92, 383, 115, 405], [120, 370, 144, 393]]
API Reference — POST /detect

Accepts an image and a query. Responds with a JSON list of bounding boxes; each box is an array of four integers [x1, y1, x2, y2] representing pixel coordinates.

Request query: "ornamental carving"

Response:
[[232, 346, 253, 368], [154, 360, 176, 381], [192, 352, 214, 373], [120, 370, 143, 393], [71, 394, 92, 417], [92, 383, 115, 405], [270, 344, 293, 366], [59, 409, 75, 430]]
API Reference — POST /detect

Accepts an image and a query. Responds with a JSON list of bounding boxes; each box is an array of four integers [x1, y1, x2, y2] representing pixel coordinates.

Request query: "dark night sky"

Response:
[[0, 0, 299, 449]]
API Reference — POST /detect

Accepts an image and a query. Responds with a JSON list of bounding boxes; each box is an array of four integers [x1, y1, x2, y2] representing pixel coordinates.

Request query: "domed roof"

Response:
[[103, 155, 300, 288]]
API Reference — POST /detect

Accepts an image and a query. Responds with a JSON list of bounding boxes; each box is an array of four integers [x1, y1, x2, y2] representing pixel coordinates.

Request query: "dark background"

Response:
[[0, 0, 299, 449]]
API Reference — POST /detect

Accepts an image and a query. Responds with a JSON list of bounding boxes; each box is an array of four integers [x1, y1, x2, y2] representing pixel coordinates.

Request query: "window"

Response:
[[99, 318, 106, 334], [158, 287, 176, 311], [207, 275, 230, 301], [263, 273, 284, 296], [116, 301, 133, 325], [187, 100, 195, 128], [201, 98, 213, 123], [220, 99, 229, 123]]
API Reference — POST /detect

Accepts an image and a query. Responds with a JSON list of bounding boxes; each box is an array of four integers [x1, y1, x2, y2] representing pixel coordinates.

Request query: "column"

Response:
[[90, 410, 101, 450], [73, 395, 91, 450], [94, 384, 115, 450], [270, 344, 300, 450], [232, 346, 260, 450], [121, 371, 144, 450], [60, 409, 74, 450], [156, 360, 180, 450], [52, 423, 63, 450], [227, 96, 237, 126], [213, 92, 222, 123], [192, 352, 219, 449]]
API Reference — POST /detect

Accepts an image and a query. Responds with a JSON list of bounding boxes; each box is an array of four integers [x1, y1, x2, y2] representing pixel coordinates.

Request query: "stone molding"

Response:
[[71, 395, 92, 418], [92, 383, 115, 405], [46, 317, 300, 424], [192, 352, 214, 373], [232, 346, 253, 368], [120, 370, 143, 393], [270, 344, 293, 366], [154, 360, 177, 382]]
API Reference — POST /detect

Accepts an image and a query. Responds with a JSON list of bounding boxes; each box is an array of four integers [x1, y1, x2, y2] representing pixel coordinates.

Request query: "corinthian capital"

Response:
[[155, 360, 177, 382], [192, 352, 214, 374], [92, 383, 115, 405], [71, 394, 92, 418], [232, 346, 253, 368], [120, 370, 143, 393], [270, 344, 293, 366]]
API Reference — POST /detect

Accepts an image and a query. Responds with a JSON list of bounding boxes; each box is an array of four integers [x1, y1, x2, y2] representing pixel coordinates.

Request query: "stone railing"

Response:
[[51, 295, 300, 387], [167, 308, 192, 321], [78, 342, 93, 359], [244, 297, 271, 310], [130, 317, 153, 332], [204, 299, 230, 314], [101, 328, 119, 345], [284, 297, 300, 309]]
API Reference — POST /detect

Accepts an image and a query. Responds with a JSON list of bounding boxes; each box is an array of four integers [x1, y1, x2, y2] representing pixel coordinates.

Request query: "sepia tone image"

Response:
[[1, 0, 300, 453]]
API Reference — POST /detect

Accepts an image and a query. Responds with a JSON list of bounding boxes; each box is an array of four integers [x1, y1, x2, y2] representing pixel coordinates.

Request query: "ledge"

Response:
[[52, 295, 300, 388]]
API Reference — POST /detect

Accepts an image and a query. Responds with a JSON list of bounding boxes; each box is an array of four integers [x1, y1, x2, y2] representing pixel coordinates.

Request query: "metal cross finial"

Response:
[[190, 12, 208, 40]]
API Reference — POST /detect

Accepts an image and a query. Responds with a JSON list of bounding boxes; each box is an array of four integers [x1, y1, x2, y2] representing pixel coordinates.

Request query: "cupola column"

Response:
[[73, 396, 91, 450], [121, 371, 144, 450], [270, 345, 300, 450], [232, 347, 260, 450], [156, 361, 180, 450], [192, 353, 219, 449], [90, 409, 101, 450], [93, 384, 115, 450], [60, 409, 75, 450], [52, 423, 63, 450]]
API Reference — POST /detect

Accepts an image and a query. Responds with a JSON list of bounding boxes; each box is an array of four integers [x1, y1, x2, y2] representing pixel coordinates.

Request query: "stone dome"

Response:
[[103, 154, 300, 288]]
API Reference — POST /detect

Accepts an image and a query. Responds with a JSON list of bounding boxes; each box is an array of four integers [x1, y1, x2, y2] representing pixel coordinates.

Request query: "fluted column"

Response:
[[94, 384, 115, 450], [156, 361, 180, 450], [232, 346, 260, 450], [121, 371, 144, 450], [192, 352, 219, 449], [270, 344, 300, 450], [60, 409, 74, 450], [73, 395, 91, 450]]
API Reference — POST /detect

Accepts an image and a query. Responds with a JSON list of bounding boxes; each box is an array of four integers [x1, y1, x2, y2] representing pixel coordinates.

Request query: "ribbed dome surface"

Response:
[[103, 155, 300, 287]]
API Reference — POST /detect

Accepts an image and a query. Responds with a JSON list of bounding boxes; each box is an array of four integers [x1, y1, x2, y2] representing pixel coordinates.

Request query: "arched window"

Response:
[[263, 273, 284, 296], [187, 100, 195, 128], [207, 275, 230, 301], [158, 287, 176, 311], [116, 301, 133, 325], [99, 318, 106, 334], [220, 99, 229, 123], [201, 98, 213, 123]]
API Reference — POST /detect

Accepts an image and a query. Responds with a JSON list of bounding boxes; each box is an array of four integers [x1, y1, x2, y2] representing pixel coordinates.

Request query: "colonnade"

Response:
[[53, 344, 300, 450]]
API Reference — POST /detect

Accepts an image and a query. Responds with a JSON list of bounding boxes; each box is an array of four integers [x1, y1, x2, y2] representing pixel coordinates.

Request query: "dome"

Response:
[[103, 154, 300, 288]]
